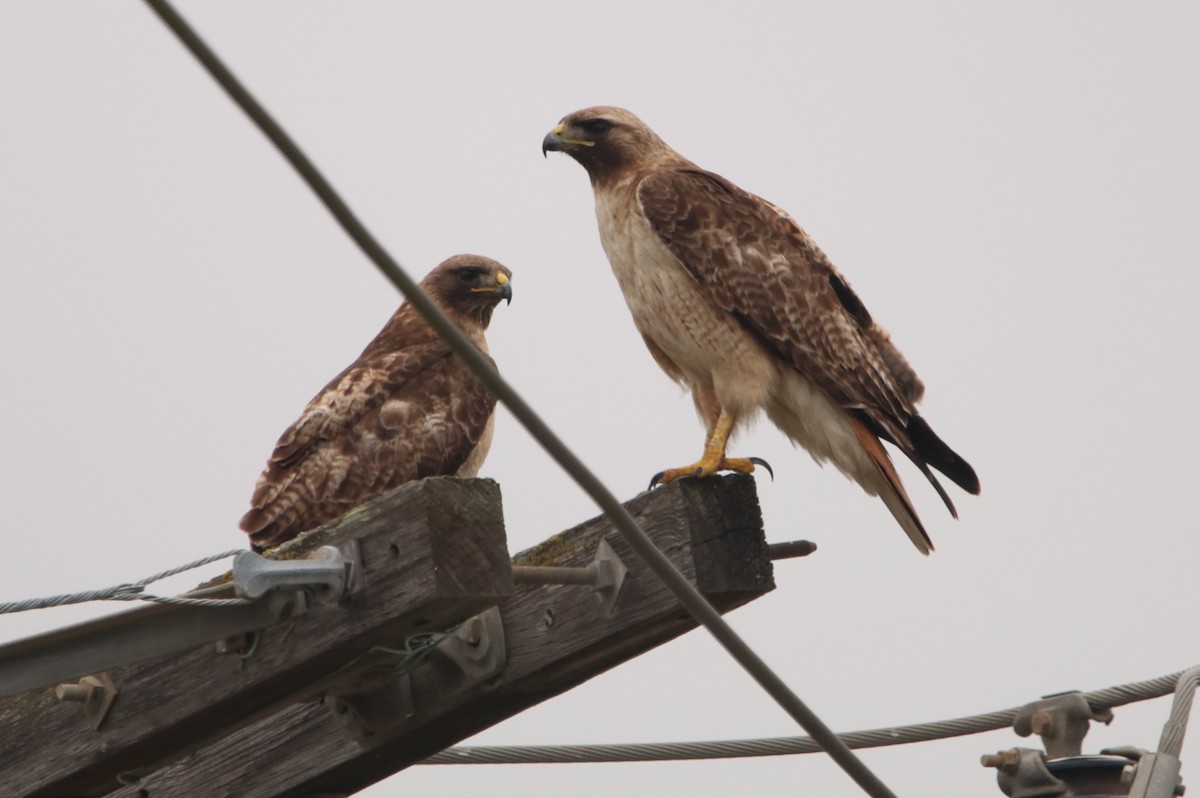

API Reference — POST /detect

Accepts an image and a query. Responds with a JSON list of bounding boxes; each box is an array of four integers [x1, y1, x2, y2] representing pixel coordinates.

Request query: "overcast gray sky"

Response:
[[3, 2, 1199, 796]]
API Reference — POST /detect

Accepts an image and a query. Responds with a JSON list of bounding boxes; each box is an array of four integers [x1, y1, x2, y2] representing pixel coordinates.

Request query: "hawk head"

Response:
[[543, 106, 676, 184], [423, 254, 513, 325]]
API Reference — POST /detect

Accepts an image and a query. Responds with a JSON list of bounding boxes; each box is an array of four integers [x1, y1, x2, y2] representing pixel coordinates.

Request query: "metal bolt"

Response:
[[1031, 711, 1055, 736], [980, 749, 1020, 772], [460, 616, 483, 645], [53, 673, 118, 730], [55, 682, 93, 703]]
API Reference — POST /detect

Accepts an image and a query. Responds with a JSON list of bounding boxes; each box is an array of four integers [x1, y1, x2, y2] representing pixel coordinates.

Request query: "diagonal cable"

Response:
[[139, 2, 897, 795]]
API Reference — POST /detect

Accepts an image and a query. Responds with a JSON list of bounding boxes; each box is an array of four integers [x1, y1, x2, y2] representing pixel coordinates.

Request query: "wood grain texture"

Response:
[[108, 475, 774, 798], [0, 477, 511, 798]]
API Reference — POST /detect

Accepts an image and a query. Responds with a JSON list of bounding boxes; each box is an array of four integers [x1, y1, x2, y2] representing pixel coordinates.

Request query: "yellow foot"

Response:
[[649, 456, 773, 489]]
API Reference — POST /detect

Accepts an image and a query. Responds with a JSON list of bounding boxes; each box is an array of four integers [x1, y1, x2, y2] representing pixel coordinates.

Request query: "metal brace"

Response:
[[54, 672, 118, 731], [232, 542, 361, 604], [326, 606, 506, 741], [1013, 691, 1113, 758], [982, 748, 1069, 798]]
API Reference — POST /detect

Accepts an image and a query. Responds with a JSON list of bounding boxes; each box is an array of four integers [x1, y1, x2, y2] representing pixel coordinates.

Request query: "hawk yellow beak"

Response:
[[472, 272, 512, 304], [542, 123, 595, 156]]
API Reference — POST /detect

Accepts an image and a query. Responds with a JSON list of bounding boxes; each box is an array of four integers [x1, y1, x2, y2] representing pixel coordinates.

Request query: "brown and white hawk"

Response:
[[240, 254, 512, 550], [544, 107, 978, 554]]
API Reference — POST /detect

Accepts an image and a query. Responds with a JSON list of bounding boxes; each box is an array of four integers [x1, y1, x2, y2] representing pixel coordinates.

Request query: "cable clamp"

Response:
[[232, 542, 361, 606], [1013, 690, 1112, 758]]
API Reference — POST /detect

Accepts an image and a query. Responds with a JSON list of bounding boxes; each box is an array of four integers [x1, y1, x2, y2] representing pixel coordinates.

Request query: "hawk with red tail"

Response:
[[543, 106, 978, 553]]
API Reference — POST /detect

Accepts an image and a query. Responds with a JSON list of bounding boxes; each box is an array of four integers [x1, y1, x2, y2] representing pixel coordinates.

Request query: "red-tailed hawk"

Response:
[[544, 107, 978, 554], [240, 254, 512, 550]]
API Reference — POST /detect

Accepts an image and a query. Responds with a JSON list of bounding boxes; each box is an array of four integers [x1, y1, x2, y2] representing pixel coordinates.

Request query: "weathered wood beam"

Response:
[[0, 478, 512, 798], [110, 475, 774, 798]]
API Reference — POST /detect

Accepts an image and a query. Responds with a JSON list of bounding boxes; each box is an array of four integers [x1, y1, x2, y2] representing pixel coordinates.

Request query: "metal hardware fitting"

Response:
[[1123, 751, 1185, 797], [766, 540, 817, 560], [510, 539, 628, 615], [981, 747, 1068, 798], [327, 674, 416, 742], [232, 542, 361, 604], [1118, 664, 1200, 797], [326, 606, 506, 741], [428, 606, 506, 696], [55, 672, 118, 731], [1013, 691, 1112, 758]]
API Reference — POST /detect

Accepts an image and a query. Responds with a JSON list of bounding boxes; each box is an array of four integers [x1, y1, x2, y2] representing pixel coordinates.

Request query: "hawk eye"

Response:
[[456, 268, 481, 283], [580, 119, 612, 136]]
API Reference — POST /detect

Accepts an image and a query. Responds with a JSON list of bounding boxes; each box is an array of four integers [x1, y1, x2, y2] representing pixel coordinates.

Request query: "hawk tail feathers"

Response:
[[847, 414, 933, 555], [907, 415, 980, 495], [911, 459, 959, 519]]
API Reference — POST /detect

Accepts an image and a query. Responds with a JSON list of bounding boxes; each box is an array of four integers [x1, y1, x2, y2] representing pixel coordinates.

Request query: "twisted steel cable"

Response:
[[423, 669, 1193, 764]]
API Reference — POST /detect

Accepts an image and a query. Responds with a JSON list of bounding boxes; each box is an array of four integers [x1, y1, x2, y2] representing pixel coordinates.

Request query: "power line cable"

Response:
[[139, 2, 897, 795], [422, 669, 1190, 764], [0, 549, 248, 614]]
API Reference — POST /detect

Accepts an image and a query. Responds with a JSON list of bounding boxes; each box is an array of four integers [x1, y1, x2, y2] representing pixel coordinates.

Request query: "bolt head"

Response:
[[1031, 711, 1055, 736], [460, 617, 483, 645]]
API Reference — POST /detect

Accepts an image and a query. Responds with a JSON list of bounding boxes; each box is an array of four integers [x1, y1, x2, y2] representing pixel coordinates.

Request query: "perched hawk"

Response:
[[544, 107, 978, 554], [240, 254, 512, 550]]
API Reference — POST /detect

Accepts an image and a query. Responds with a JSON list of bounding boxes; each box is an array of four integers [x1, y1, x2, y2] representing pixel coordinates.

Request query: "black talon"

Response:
[[749, 457, 774, 481], [648, 471, 666, 490]]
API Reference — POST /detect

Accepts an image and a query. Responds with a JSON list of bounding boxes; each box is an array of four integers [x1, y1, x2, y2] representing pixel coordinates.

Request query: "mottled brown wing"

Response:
[[240, 341, 497, 548], [636, 167, 920, 442]]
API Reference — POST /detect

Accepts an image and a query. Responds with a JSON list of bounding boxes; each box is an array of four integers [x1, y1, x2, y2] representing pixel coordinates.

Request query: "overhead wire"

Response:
[[140, 1, 896, 795], [421, 669, 1191, 764], [0, 549, 248, 614]]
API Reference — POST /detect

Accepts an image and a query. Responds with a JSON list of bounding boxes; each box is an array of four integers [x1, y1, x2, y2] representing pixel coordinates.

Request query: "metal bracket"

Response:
[[1121, 750, 1186, 797], [326, 673, 416, 742], [428, 606, 506, 696], [325, 606, 506, 742], [232, 542, 361, 604], [55, 672, 118, 731], [1013, 691, 1113, 758], [982, 748, 1069, 798]]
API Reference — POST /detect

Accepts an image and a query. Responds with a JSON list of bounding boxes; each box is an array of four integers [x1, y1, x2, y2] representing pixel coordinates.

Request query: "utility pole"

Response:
[[0, 475, 776, 798]]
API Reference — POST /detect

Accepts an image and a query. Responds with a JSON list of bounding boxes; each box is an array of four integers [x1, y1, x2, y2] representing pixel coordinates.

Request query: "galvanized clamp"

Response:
[[232, 542, 361, 605]]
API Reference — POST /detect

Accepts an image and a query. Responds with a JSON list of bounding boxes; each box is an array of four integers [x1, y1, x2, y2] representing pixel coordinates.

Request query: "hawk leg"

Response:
[[649, 410, 772, 488]]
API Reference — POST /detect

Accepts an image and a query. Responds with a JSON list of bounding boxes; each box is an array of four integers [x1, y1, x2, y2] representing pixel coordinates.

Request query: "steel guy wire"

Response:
[[422, 668, 1193, 764], [140, 2, 897, 796], [0, 549, 249, 615], [1158, 666, 1200, 758]]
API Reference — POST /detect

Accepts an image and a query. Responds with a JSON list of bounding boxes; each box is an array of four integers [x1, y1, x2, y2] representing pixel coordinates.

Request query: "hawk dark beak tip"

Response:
[[542, 131, 563, 157]]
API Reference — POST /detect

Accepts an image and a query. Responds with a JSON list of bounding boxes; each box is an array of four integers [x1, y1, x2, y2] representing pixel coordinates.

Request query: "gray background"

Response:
[[2, 2, 1198, 796]]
